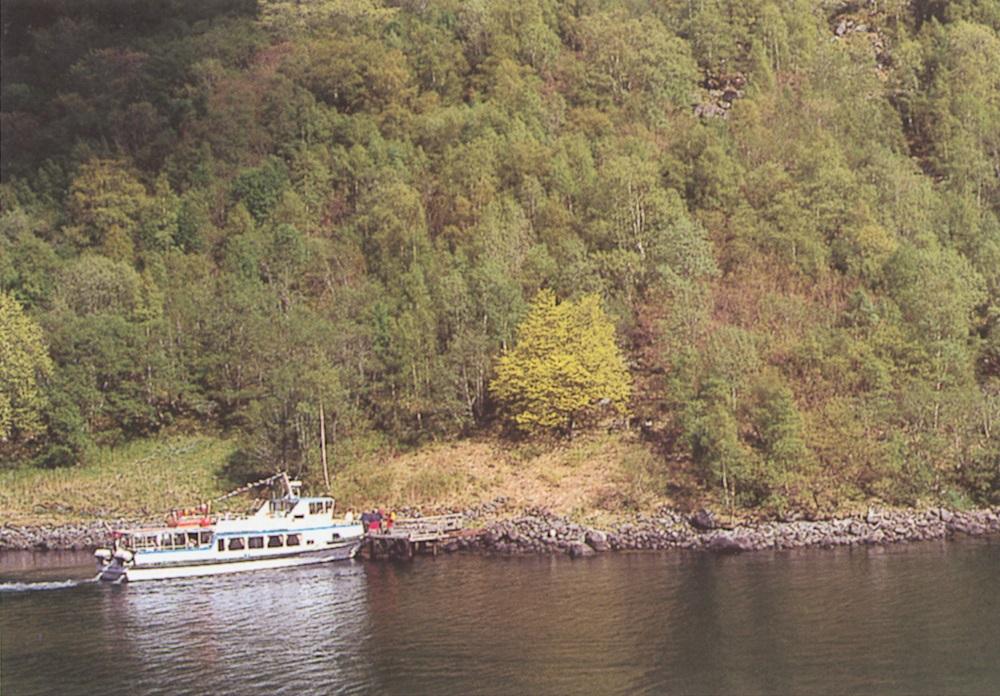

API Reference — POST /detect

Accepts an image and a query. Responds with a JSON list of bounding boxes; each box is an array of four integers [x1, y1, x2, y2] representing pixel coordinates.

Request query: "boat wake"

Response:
[[0, 579, 89, 592]]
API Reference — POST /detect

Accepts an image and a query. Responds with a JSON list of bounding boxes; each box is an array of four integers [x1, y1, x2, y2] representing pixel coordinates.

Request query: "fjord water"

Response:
[[2, 541, 998, 695]]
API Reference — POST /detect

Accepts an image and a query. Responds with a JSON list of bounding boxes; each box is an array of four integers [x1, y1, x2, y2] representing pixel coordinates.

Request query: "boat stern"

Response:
[[95, 548, 132, 582]]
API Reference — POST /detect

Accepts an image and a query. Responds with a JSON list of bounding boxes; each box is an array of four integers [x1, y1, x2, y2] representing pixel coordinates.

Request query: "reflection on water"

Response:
[[115, 567, 374, 694], [2, 540, 998, 696]]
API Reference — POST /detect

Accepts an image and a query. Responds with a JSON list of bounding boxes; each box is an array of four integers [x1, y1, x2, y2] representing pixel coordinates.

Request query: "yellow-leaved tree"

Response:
[[491, 289, 631, 435], [0, 292, 53, 443]]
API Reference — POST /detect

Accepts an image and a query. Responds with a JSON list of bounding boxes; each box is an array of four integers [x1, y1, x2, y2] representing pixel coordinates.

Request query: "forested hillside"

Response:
[[1, 0, 998, 513]]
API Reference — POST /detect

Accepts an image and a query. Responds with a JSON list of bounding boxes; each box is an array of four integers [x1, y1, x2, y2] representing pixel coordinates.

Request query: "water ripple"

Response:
[[0, 579, 88, 592], [2, 541, 998, 696]]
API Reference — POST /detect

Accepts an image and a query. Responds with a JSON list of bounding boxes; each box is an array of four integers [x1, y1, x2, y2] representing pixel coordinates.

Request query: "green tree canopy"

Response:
[[1, 0, 998, 505], [491, 289, 631, 435], [0, 292, 53, 443]]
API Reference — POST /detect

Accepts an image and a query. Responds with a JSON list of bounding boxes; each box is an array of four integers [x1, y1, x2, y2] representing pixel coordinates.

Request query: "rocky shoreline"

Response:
[[453, 505, 1000, 557], [3, 504, 998, 555], [0, 520, 123, 551]]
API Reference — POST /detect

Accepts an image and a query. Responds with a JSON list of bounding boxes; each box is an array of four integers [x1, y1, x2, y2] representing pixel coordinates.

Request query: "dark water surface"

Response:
[[2, 540, 998, 695]]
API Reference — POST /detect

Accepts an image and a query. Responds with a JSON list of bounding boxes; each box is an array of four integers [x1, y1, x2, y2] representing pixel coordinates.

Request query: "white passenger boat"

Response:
[[95, 474, 363, 582]]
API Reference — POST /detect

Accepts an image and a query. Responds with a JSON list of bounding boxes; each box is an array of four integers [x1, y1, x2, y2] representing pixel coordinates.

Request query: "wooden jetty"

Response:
[[362, 513, 465, 559]]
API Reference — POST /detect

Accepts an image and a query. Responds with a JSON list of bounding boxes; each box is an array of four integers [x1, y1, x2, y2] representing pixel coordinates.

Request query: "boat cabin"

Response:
[[255, 491, 336, 520], [215, 532, 307, 553], [118, 529, 214, 551], [111, 473, 342, 554]]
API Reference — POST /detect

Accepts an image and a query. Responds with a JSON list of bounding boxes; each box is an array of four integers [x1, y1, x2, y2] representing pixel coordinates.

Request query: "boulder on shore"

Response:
[[585, 529, 609, 552], [690, 509, 716, 531], [707, 534, 752, 553]]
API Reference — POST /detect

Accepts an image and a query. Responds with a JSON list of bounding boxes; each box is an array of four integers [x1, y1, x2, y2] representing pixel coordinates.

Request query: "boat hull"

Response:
[[98, 540, 361, 583]]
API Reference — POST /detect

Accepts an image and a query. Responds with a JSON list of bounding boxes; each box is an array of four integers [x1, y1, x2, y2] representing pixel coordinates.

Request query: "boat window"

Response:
[[218, 539, 225, 552], [173, 533, 187, 547], [199, 531, 212, 545], [186, 532, 199, 547], [267, 535, 283, 548], [286, 534, 301, 546], [325, 501, 333, 514], [228, 538, 245, 551], [248, 536, 264, 549]]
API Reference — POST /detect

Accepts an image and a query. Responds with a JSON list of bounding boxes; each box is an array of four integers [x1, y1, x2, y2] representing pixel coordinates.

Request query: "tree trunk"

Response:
[[319, 401, 330, 491]]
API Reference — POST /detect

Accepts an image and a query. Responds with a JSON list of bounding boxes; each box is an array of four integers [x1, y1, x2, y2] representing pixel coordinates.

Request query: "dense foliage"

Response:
[[492, 289, 630, 433], [1, 0, 998, 510], [0, 292, 53, 441]]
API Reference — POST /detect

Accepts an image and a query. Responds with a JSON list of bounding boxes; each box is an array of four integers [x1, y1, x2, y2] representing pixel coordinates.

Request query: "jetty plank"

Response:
[[362, 513, 464, 559]]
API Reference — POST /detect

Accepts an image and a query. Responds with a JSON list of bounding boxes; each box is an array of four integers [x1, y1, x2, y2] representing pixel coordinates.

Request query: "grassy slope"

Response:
[[0, 436, 237, 525], [1, 432, 677, 526], [331, 431, 674, 524]]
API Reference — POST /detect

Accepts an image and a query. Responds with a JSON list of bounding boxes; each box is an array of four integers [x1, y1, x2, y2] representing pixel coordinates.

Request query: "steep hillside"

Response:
[[1, 0, 997, 514]]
